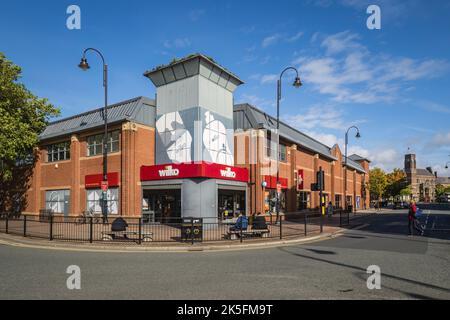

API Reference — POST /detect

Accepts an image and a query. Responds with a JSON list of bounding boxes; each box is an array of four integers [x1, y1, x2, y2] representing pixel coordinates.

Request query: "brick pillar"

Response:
[[331, 161, 335, 206], [289, 144, 297, 212], [70, 134, 80, 215], [353, 170, 357, 210], [313, 154, 319, 208], [121, 122, 137, 216], [33, 146, 42, 213]]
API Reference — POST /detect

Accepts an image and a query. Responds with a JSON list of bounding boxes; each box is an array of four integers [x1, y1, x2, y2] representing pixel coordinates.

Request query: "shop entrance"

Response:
[[218, 189, 246, 221], [142, 189, 181, 223]]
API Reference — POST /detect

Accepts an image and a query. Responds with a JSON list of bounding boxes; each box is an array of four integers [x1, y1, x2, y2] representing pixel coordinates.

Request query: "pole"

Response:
[[276, 79, 281, 225], [344, 131, 348, 211], [89, 216, 93, 243], [138, 218, 142, 245], [304, 212, 307, 236], [23, 215, 27, 237], [5, 215, 8, 234], [102, 63, 108, 223], [49, 215, 53, 241], [319, 166, 323, 233]]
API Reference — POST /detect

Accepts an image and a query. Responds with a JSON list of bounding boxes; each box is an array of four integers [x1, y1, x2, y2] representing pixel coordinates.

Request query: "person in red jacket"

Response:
[[408, 200, 424, 236]]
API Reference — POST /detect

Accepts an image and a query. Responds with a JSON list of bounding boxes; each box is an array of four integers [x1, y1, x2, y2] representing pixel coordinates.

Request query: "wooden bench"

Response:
[[101, 231, 153, 242], [226, 228, 270, 240]]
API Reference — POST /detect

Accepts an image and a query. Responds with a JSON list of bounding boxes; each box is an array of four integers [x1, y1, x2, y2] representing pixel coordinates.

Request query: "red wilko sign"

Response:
[[140, 162, 249, 182]]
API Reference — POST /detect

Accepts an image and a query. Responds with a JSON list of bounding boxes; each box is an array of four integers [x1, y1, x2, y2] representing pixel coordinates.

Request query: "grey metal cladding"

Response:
[[39, 96, 155, 141]]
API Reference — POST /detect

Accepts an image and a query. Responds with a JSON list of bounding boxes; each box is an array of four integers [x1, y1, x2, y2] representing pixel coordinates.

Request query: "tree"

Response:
[[369, 168, 387, 207], [0, 52, 59, 214], [435, 184, 446, 198], [399, 185, 412, 198], [385, 168, 408, 200]]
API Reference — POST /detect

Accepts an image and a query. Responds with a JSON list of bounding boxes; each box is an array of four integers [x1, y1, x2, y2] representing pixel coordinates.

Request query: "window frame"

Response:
[[86, 187, 119, 215], [46, 142, 71, 162], [86, 130, 120, 157]]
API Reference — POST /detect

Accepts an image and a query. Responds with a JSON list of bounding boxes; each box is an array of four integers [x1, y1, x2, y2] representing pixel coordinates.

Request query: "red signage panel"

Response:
[[263, 176, 288, 189], [297, 169, 304, 190], [140, 162, 249, 183], [85, 172, 119, 189]]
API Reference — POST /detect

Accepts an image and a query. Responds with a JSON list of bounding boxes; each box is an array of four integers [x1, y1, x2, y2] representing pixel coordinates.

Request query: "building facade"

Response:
[[404, 153, 437, 202], [24, 54, 370, 220]]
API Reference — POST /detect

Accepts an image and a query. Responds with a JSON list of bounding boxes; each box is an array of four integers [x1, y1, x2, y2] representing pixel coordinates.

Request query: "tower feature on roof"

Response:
[[144, 54, 244, 166]]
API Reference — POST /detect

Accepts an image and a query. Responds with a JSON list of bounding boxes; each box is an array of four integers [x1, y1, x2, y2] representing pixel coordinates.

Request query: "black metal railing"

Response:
[[0, 209, 356, 245]]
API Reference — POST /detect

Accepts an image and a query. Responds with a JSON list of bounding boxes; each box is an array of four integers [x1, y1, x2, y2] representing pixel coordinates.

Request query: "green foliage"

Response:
[[0, 52, 59, 181], [369, 168, 387, 201], [399, 185, 412, 197], [385, 168, 408, 199]]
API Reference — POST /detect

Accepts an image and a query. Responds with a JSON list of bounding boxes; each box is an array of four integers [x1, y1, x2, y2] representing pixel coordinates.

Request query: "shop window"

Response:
[[335, 195, 342, 209], [265, 131, 287, 162], [45, 190, 70, 214], [297, 191, 310, 210], [346, 195, 353, 207], [87, 130, 120, 156], [46, 142, 70, 162], [264, 189, 286, 214], [86, 188, 119, 214]]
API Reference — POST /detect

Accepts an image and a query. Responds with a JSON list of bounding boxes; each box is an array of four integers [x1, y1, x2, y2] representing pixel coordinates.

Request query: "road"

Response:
[[1, 209, 449, 299]]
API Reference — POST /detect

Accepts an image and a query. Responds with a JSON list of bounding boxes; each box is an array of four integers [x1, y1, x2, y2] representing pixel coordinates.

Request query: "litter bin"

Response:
[[180, 217, 203, 242]]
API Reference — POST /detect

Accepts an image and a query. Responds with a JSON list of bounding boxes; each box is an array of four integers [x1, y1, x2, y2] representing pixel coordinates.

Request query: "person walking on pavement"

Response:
[[408, 200, 424, 236], [327, 201, 333, 218]]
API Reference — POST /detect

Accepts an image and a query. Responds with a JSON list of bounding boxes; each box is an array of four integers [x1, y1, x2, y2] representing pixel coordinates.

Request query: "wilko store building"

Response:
[[24, 54, 370, 221]]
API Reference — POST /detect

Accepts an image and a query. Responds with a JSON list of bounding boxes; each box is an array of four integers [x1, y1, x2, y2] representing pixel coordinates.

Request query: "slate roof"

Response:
[[233, 103, 367, 173], [416, 168, 435, 177], [40, 97, 155, 141], [436, 176, 450, 184]]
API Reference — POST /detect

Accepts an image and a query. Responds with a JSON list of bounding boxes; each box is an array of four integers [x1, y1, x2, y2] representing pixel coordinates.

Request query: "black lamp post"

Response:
[[78, 48, 109, 223], [445, 161, 450, 170], [275, 67, 302, 223], [344, 126, 361, 211]]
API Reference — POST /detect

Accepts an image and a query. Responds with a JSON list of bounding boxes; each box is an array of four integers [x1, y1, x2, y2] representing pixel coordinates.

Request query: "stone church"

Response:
[[404, 154, 437, 202]]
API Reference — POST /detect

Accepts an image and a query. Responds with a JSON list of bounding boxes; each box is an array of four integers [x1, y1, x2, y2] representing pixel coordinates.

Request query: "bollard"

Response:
[[5, 215, 8, 234], [304, 213, 307, 237], [23, 215, 27, 237], [191, 218, 194, 245], [138, 218, 142, 245], [89, 217, 93, 243], [339, 209, 342, 227], [49, 215, 53, 241], [279, 215, 283, 239]]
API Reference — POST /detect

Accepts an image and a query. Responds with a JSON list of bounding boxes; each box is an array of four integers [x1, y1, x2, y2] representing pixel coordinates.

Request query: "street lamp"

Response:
[[344, 126, 361, 211], [78, 48, 109, 223], [445, 161, 450, 169], [275, 67, 302, 223]]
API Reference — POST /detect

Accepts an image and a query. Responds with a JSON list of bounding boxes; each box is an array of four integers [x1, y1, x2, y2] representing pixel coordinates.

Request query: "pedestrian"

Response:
[[408, 200, 424, 236], [327, 201, 333, 218]]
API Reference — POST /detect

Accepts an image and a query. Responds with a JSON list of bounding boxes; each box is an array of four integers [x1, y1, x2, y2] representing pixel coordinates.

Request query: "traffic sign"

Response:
[[101, 181, 108, 192]]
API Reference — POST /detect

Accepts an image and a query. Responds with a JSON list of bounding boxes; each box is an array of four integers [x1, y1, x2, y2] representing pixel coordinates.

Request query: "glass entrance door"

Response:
[[142, 189, 181, 223], [218, 189, 246, 221]]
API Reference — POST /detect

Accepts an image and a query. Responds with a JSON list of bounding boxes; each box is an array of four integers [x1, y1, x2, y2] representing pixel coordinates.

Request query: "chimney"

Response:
[[434, 171, 437, 178]]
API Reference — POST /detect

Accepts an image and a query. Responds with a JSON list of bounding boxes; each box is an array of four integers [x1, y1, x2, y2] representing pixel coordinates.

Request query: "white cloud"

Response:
[[237, 93, 274, 109], [262, 31, 305, 47], [287, 31, 304, 42], [431, 132, 450, 145], [293, 31, 450, 104], [163, 38, 191, 49], [262, 34, 281, 48]]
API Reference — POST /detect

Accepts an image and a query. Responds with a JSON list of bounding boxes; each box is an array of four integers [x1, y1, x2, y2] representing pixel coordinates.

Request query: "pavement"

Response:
[[0, 208, 449, 299]]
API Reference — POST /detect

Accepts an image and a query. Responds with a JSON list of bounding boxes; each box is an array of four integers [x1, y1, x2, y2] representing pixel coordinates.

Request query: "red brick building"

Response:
[[23, 54, 370, 220]]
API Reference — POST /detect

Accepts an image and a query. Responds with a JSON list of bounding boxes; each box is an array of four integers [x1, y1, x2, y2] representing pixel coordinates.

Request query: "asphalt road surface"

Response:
[[1, 209, 449, 300]]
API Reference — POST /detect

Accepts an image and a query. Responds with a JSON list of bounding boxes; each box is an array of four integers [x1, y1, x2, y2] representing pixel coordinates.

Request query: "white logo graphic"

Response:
[[366, 265, 381, 290], [66, 265, 81, 290], [203, 111, 233, 166], [220, 167, 236, 178], [158, 165, 180, 177], [66, 5, 81, 30], [366, 5, 381, 30], [156, 111, 192, 163]]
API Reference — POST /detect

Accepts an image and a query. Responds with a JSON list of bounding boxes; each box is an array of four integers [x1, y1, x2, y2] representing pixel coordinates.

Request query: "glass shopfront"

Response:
[[264, 189, 287, 214], [142, 189, 181, 223], [218, 189, 246, 220]]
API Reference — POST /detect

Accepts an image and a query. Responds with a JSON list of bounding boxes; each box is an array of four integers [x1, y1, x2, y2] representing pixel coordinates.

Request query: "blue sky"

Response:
[[1, 0, 450, 174]]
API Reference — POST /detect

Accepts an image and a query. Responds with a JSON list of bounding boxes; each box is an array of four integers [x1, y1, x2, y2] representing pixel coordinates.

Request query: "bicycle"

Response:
[[75, 209, 102, 224]]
